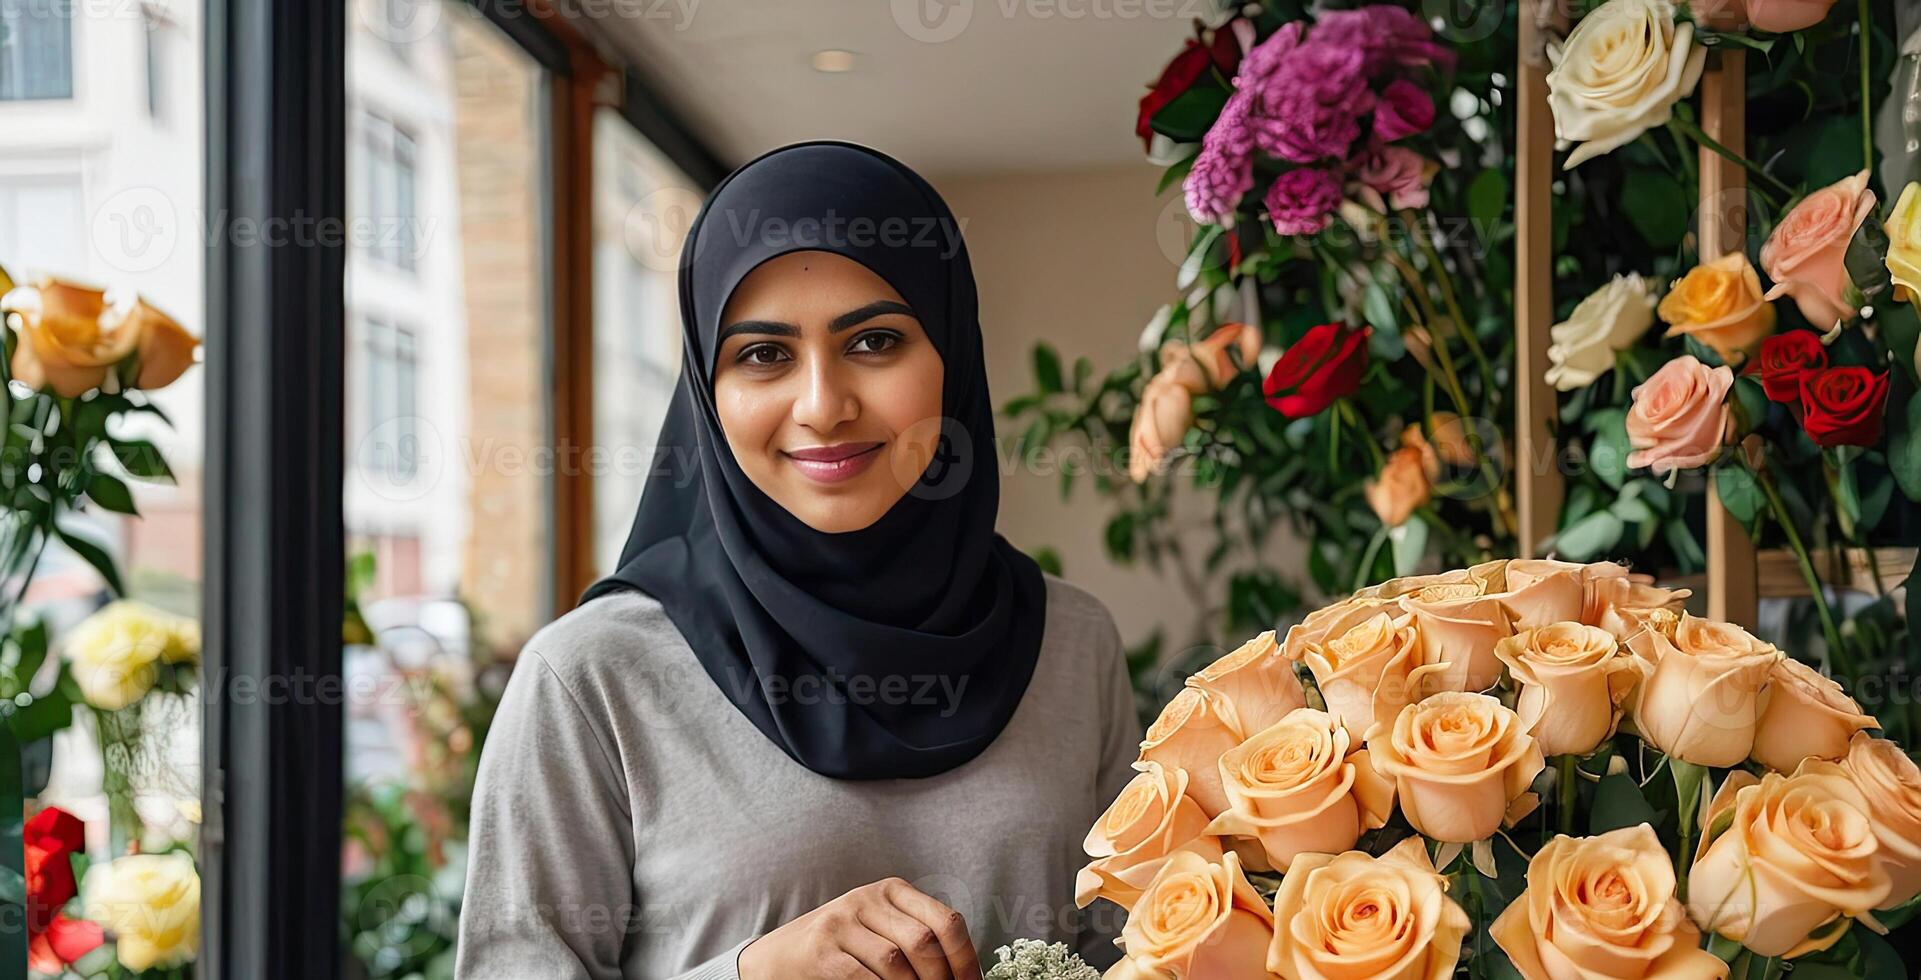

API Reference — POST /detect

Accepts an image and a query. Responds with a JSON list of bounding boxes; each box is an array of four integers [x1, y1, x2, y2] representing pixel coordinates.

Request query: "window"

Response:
[[353, 112, 420, 272], [0, 0, 73, 100], [358, 317, 420, 480]]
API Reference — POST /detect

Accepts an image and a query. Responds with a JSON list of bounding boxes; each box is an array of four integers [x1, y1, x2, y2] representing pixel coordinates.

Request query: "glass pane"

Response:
[[340, 1, 553, 974], [2, 0, 205, 974], [591, 110, 700, 573]]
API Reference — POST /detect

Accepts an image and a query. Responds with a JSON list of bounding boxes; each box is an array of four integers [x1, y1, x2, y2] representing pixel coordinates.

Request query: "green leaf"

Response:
[[1622, 171, 1689, 249], [1148, 84, 1229, 143], [1390, 517, 1429, 577], [1855, 930, 1906, 980], [1466, 168, 1508, 238], [1713, 465, 1763, 525], [1889, 392, 1921, 501], [1587, 409, 1631, 490], [85, 472, 138, 515], [1589, 772, 1662, 835], [1156, 146, 1200, 195], [1553, 509, 1624, 562], [110, 437, 175, 480], [55, 523, 124, 597], [1032, 343, 1064, 395], [1362, 282, 1399, 335], [4, 681, 73, 743], [1732, 376, 1769, 434]]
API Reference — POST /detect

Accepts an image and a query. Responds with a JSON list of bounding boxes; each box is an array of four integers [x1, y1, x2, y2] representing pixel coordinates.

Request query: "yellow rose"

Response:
[[1688, 762, 1890, 958], [1202, 708, 1394, 872], [81, 852, 200, 971], [1885, 181, 1921, 302], [1838, 733, 1921, 909], [1657, 253, 1776, 366], [1401, 583, 1515, 692], [63, 600, 198, 711], [1, 275, 198, 397], [1545, 0, 1706, 169], [1585, 574, 1690, 640], [1626, 615, 1778, 767], [1107, 850, 1277, 980], [1366, 691, 1546, 843], [1494, 623, 1640, 757], [1138, 686, 1244, 819], [1076, 760, 1226, 912], [1494, 558, 1589, 628], [1749, 657, 1877, 773], [1491, 825, 1729, 980], [1300, 609, 1441, 737], [1186, 630, 1306, 738], [1267, 837, 1469, 980]]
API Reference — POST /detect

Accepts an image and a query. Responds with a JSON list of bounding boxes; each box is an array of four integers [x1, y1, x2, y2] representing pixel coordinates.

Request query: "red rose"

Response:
[[1263, 323, 1370, 418], [1137, 22, 1244, 151], [23, 807, 104, 973], [1799, 366, 1890, 448], [1745, 330, 1827, 403]]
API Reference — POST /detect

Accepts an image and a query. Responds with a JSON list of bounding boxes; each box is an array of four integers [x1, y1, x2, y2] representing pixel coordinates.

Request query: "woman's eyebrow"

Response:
[[717, 300, 916, 345]]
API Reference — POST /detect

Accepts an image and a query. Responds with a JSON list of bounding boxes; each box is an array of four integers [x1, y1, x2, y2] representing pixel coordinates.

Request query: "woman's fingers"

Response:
[[838, 922, 931, 980], [855, 902, 956, 980], [877, 879, 982, 980]]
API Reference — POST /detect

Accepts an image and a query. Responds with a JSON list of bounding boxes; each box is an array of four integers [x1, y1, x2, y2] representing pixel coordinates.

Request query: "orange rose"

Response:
[[1688, 762, 1890, 958], [1366, 691, 1546, 843], [1491, 825, 1729, 980], [1202, 708, 1394, 872], [1267, 837, 1469, 980], [1, 276, 198, 397], [1076, 760, 1227, 912], [1657, 253, 1776, 365], [1365, 445, 1431, 528], [1128, 370, 1195, 483], [1107, 850, 1277, 980], [1401, 583, 1514, 692], [1495, 623, 1640, 757], [1759, 170, 1875, 330], [1838, 733, 1921, 909], [1159, 321, 1264, 394], [1625, 355, 1733, 476], [1299, 609, 1440, 736], [1627, 616, 1778, 767], [1749, 657, 1877, 773], [1138, 686, 1244, 819], [1186, 630, 1306, 738]]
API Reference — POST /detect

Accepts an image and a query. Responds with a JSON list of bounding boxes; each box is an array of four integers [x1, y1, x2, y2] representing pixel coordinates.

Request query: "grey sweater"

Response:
[[454, 572, 1144, 980]]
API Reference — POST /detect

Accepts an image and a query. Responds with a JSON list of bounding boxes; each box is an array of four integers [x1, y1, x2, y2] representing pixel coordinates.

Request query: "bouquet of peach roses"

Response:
[[1074, 559, 1919, 979]]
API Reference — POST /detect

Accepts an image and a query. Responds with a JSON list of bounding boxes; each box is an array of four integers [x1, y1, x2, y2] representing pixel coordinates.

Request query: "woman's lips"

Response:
[[783, 441, 884, 483]]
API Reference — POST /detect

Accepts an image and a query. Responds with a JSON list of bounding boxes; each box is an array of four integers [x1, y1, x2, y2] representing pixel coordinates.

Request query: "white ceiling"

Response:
[[587, 0, 1207, 180]]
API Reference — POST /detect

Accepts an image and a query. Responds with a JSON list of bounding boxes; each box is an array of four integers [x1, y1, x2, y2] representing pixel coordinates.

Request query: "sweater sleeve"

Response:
[[1075, 613, 1146, 971]]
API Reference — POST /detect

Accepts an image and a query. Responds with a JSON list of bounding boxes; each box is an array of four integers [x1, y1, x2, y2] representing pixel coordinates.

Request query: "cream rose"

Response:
[[1138, 686, 1245, 819], [1367, 691, 1546, 843], [81, 852, 201, 971], [1300, 609, 1439, 737], [1839, 733, 1921, 908], [1749, 657, 1877, 773], [1546, 0, 1707, 169], [1202, 708, 1394, 872], [1128, 369, 1196, 483], [1077, 760, 1226, 912], [1267, 837, 1469, 980], [1495, 623, 1640, 757], [1760, 170, 1875, 330], [1625, 355, 1733, 476], [1186, 629, 1306, 738], [1658, 253, 1776, 365], [1627, 615, 1778, 766], [1586, 574, 1690, 640], [63, 600, 198, 711], [1546, 273, 1659, 390], [1491, 825, 1729, 980], [1, 275, 199, 398], [1688, 761, 1891, 958], [1401, 583, 1514, 692], [1106, 850, 1277, 980], [1885, 182, 1921, 302]]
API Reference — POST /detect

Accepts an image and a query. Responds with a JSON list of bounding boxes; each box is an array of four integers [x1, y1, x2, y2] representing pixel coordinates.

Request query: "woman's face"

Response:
[[713, 250, 946, 533]]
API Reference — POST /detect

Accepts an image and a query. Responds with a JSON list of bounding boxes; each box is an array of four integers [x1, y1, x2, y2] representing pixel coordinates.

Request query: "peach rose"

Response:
[[1838, 733, 1921, 908], [1366, 445, 1431, 528], [1625, 355, 1733, 476], [1, 276, 199, 398], [1496, 559, 1589, 628], [1491, 825, 1729, 980], [1186, 630, 1306, 738], [1657, 254, 1776, 365], [1076, 760, 1227, 912], [1278, 594, 1401, 661], [1267, 837, 1469, 980], [1627, 616, 1778, 767], [1107, 850, 1277, 980], [1760, 170, 1874, 330], [1300, 609, 1441, 736], [1585, 574, 1690, 640], [1688, 761, 1891, 958], [1750, 657, 1877, 773], [1366, 691, 1546, 842], [1401, 583, 1515, 692], [1495, 623, 1640, 757], [1202, 708, 1394, 872], [1138, 686, 1244, 819], [1128, 370, 1195, 483], [1743, 0, 1839, 33], [1160, 321, 1264, 393]]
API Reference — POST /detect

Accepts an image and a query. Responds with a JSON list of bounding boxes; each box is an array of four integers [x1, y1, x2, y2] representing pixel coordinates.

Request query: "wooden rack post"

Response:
[[1514, 0, 1563, 559]]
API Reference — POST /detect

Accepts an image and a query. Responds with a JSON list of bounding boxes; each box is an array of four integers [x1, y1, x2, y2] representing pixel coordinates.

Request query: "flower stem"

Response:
[[1861, 0, 1875, 175], [1558, 754, 1577, 836], [1756, 465, 1856, 676], [1670, 114, 1795, 201]]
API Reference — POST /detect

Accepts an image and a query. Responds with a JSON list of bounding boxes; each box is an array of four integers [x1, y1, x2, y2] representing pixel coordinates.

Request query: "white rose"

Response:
[[1545, 274, 1659, 390], [1547, 0, 1707, 169]]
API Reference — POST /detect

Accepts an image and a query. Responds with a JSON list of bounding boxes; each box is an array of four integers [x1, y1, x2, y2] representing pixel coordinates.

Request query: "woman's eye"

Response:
[[850, 331, 901, 355], [738, 344, 789, 366]]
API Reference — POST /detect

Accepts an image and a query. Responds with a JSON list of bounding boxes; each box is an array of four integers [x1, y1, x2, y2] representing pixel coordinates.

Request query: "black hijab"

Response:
[[583, 140, 1048, 780]]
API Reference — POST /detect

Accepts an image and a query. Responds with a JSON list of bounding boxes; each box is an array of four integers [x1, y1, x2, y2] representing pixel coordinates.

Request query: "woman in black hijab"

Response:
[[457, 142, 1143, 980]]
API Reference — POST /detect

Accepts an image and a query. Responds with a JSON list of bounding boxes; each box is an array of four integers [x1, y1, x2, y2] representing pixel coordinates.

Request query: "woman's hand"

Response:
[[736, 876, 982, 980]]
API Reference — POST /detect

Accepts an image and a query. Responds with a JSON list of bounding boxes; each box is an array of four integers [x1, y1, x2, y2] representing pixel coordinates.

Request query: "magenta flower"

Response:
[[1248, 40, 1372, 163], [1312, 5, 1453, 71], [1265, 168, 1342, 236], [1183, 88, 1257, 225], [1354, 145, 1432, 211], [1373, 79, 1435, 142]]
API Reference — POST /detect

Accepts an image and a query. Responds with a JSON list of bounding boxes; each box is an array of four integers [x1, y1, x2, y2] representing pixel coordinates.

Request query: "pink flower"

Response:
[[1183, 88, 1257, 225], [1759, 169, 1876, 330], [1240, 29, 1372, 163], [1265, 168, 1342, 236], [1625, 355, 1734, 475], [1311, 5, 1454, 71], [1354, 146, 1433, 210], [1374, 79, 1435, 142]]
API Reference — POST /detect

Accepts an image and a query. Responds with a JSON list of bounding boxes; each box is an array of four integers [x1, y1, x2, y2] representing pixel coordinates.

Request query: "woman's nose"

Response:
[[792, 358, 858, 432]]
